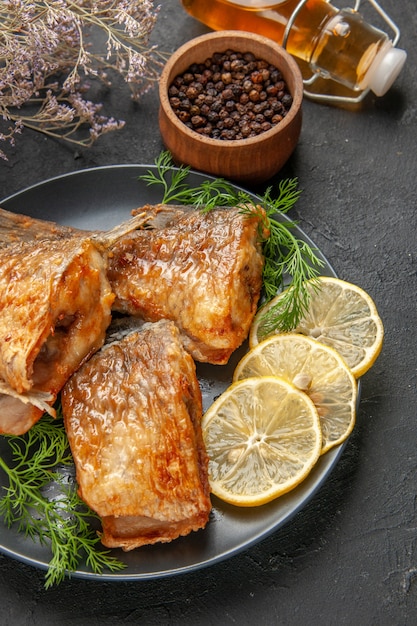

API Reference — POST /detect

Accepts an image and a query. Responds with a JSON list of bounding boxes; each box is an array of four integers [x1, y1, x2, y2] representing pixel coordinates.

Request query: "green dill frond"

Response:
[[140, 151, 192, 204]]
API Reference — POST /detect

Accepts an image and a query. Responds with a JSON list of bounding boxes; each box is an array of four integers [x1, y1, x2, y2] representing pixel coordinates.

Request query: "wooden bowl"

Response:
[[158, 30, 303, 185]]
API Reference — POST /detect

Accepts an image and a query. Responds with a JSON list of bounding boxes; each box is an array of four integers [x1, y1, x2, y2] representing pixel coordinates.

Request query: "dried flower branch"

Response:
[[0, 0, 163, 159]]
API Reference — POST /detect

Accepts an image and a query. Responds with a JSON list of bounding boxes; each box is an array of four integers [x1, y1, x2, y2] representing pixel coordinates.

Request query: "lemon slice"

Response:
[[201, 376, 322, 507], [234, 333, 357, 454], [249, 276, 384, 377]]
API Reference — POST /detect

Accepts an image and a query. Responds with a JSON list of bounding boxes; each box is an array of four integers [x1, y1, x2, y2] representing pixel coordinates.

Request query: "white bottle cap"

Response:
[[365, 42, 407, 97]]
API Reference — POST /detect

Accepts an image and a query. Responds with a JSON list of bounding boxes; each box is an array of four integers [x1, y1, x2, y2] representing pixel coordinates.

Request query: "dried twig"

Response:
[[0, 0, 163, 159]]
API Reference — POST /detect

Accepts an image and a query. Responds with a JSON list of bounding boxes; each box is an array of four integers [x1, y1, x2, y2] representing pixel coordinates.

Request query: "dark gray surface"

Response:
[[0, 1, 416, 624]]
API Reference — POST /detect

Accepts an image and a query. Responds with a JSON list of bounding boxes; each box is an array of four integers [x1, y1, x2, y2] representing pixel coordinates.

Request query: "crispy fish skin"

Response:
[[0, 207, 155, 435], [0, 238, 112, 394], [0, 237, 114, 434], [108, 206, 267, 365], [62, 319, 211, 550], [0, 207, 77, 245], [0, 393, 53, 437]]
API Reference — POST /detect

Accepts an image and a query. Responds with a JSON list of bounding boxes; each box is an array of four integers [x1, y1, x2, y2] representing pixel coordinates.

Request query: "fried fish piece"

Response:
[[61, 318, 211, 550], [108, 205, 268, 364], [0, 207, 77, 245], [0, 207, 152, 435], [0, 236, 113, 435]]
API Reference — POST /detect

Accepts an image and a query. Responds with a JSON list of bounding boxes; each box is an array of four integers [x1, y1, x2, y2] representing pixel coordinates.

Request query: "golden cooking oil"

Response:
[[181, 0, 406, 99]]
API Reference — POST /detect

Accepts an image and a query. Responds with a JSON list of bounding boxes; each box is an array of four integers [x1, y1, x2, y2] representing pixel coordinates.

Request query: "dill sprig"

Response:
[[141, 151, 324, 331], [247, 185, 324, 331], [141, 150, 243, 209], [0, 410, 126, 588]]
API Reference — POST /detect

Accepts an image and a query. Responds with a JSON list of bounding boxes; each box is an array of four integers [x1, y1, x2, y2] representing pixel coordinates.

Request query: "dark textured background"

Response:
[[1, 1, 416, 624]]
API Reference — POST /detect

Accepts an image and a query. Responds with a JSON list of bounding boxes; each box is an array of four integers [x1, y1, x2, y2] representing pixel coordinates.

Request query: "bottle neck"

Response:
[[287, 7, 389, 92]]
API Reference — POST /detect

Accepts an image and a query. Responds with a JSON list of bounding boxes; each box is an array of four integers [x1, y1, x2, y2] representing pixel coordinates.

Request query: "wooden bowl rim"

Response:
[[159, 30, 303, 148]]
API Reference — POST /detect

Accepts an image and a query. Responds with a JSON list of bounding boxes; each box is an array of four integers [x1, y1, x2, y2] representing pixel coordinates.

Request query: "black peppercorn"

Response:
[[168, 49, 293, 141], [190, 114, 202, 125]]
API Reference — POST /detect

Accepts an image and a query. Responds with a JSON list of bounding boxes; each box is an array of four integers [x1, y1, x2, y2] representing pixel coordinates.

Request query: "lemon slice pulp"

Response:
[[249, 276, 384, 378], [201, 376, 322, 507], [234, 333, 357, 454]]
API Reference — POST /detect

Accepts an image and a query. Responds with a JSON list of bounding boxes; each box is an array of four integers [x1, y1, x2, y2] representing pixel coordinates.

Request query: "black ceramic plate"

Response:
[[0, 165, 342, 581]]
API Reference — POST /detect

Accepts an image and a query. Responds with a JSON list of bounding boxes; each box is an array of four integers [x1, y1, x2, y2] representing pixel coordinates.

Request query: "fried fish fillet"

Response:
[[0, 206, 77, 245], [1, 204, 267, 366], [61, 318, 211, 550], [108, 205, 268, 364], [0, 207, 152, 435]]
